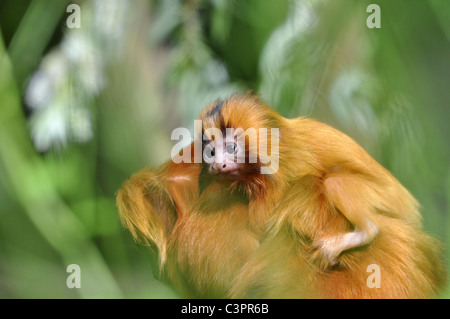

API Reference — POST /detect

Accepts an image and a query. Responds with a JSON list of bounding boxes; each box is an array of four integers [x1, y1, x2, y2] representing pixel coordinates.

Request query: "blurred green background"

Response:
[[0, 0, 449, 298]]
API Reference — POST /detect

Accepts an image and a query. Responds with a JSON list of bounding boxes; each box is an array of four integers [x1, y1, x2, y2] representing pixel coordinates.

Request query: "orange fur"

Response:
[[116, 94, 446, 298]]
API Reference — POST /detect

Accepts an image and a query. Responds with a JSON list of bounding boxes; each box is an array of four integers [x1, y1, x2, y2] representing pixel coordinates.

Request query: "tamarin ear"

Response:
[[116, 167, 177, 266]]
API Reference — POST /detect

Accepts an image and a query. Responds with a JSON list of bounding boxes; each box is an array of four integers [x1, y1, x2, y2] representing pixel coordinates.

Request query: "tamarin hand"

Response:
[[312, 220, 379, 269]]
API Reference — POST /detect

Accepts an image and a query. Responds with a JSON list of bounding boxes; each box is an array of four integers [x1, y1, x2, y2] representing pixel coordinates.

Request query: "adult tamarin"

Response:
[[116, 94, 446, 298]]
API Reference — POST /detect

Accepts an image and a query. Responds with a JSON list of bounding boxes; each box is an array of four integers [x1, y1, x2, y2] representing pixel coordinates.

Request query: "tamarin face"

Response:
[[198, 95, 282, 196], [200, 105, 261, 182], [202, 132, 243, 176]]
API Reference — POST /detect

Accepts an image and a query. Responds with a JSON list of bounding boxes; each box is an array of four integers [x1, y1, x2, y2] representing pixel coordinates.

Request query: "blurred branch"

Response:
[[0, 30, 122, 298], [8, 0, 70, 88]]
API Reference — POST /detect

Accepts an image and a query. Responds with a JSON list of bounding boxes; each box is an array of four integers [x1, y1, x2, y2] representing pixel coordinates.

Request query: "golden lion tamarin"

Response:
[[116, 94, 445, 298]]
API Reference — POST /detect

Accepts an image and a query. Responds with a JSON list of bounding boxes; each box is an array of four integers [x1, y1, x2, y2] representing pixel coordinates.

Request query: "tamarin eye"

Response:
[[226, 144, 237, 154], [204, 145, 215, 159]]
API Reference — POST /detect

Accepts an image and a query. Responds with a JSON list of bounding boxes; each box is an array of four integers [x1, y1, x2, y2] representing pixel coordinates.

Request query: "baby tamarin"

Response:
[[116, 94, 446, 298]]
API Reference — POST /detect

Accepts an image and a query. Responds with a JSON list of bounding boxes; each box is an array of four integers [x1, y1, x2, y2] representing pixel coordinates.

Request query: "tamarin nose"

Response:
[[213, 163, 224, 169], [212, 162, 227, 171]]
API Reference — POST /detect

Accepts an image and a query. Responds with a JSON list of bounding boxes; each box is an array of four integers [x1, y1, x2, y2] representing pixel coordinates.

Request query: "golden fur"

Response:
[[116, 94, 446, 298]]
